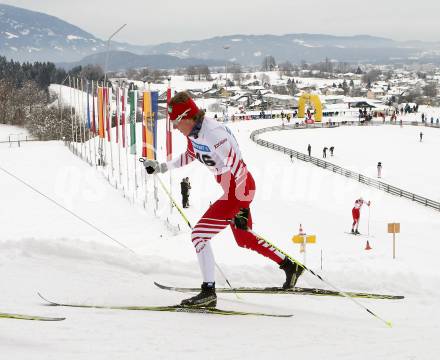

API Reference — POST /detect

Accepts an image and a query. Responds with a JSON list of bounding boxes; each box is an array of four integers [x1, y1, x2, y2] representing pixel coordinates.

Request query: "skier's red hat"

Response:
[[168, 97, 200, 123]]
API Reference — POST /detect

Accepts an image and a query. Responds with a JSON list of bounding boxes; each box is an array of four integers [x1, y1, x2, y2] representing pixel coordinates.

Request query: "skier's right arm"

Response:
[[165, 138, 196, 171]]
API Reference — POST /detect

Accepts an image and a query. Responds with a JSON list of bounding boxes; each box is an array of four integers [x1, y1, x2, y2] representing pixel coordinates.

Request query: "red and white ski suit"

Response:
[[352, 199, 368, 229], [166, 117, 285, 283]]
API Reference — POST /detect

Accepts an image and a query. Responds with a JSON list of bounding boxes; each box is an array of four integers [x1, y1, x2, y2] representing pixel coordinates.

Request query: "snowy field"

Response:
[[1, 117, 440, 359], [261, 124, 440, 201]]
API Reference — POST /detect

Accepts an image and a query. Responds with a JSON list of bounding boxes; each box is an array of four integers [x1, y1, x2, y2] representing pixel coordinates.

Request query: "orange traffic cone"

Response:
[[365, 240, 372, 250]]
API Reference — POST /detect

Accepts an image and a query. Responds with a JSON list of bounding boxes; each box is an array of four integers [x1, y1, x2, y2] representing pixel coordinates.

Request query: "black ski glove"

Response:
[[143, 159, 167, 175], [234, 208, 250, 230]]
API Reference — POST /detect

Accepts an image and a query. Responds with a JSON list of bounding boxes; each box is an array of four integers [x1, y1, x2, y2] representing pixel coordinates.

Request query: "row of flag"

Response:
[[78, 79, 173, 161]]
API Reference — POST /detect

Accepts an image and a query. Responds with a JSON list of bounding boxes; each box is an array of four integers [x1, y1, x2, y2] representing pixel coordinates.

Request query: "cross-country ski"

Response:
[[154, 282, 404, 300], [38, 293, 292, 318], [0, 312, 65, 321]]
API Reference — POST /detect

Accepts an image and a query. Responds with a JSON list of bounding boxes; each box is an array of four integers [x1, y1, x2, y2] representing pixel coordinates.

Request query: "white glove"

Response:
[[143, 160, 167, 174]]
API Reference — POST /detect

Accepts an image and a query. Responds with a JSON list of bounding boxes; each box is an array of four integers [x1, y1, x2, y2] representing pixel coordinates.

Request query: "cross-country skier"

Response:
[[351, 197, 371, 235], [142, 92, 303, 307]]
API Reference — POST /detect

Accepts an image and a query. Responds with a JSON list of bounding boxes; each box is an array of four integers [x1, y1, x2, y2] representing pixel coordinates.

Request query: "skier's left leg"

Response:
[[231, 210, 285, 264], [231, 210, 303, 288]]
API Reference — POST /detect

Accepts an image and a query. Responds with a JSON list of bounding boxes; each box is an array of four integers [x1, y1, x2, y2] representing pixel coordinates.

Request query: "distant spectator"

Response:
[[323, 146, 328, 158], [421, 113, 425, 122], [329, 146, 334, 156], [180, 177, 190, 208], [307, 144, 311, 157], [420, 132, 423, 142], [377, 162, 382, 178]]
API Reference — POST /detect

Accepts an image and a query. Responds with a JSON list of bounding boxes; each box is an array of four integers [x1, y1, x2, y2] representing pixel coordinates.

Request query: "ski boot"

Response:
[[180, 282, 217, 307], [351, 229, 355, 234], [279, 258, 304, 289], [355, 229, 360, 235]]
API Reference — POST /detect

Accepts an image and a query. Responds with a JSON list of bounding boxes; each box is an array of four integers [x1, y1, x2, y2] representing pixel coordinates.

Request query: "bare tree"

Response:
[[197, 65, 212, 81], [279, 61, 294, 78], [26, 105, 77, 141], [19, 81, 46, 115], [186, 66, 197, 81], [261, 56, 276, 71], [80, 65, 105, 81], [229, 63, 242, 84], [362, 70, 381, 85]]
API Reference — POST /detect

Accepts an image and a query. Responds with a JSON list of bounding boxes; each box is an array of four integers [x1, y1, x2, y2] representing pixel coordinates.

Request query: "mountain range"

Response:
[[2, 3, 440, 69]]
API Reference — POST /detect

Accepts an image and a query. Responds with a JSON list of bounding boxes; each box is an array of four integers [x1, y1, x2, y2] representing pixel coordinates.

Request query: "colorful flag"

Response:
[[143, 91, 154, 159], [166, 87, 172, 160], [91, 81, 96, 134], [86, 81, 91, 129], [115, 88, 119, 144], [142, 91, 159, 160], [151, 91, 159, 160], [129, 90, 137, 155], [97, 87, 104, 139], [106, 87, 112, 142], [121, 88, 126, 148]]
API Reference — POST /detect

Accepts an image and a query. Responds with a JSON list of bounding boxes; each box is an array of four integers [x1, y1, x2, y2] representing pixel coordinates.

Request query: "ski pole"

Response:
[[154, 169, 192, 229], [141, 159, 238, 296], [247, 228, 392, 328]]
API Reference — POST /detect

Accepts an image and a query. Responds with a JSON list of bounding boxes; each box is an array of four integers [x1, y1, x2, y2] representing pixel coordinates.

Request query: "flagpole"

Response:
[[91, 80, 98, 167], [72, 77, 77, 154], [69, 76, 74, 152], [107, 83, 115, 181], [86, 80, 92, 165], [167, 78, 173, 214], [99, 80, 105, 168], [143, 84, 149, 209], [59, 74, 69, 141], [77, 78, 84, 159], [103, 24, 127, 85], [122, 84, 130, 195], [116, 84, 122, 186], [74, 78, 80, 156], [148, 82, 159, 215]]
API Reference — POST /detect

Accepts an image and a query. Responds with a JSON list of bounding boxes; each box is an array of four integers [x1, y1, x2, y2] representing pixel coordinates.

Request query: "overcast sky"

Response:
[[2, 0, 439, 45]]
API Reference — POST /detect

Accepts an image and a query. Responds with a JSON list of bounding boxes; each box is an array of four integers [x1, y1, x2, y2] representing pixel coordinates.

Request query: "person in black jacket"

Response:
[[329, 146, 334, 156], [181, 177, 191, 208]]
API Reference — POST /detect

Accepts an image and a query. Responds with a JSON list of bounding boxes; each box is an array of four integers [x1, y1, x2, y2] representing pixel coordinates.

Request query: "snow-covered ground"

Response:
[[261, 124, 440, 201], [1, 117, 440, 359]]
